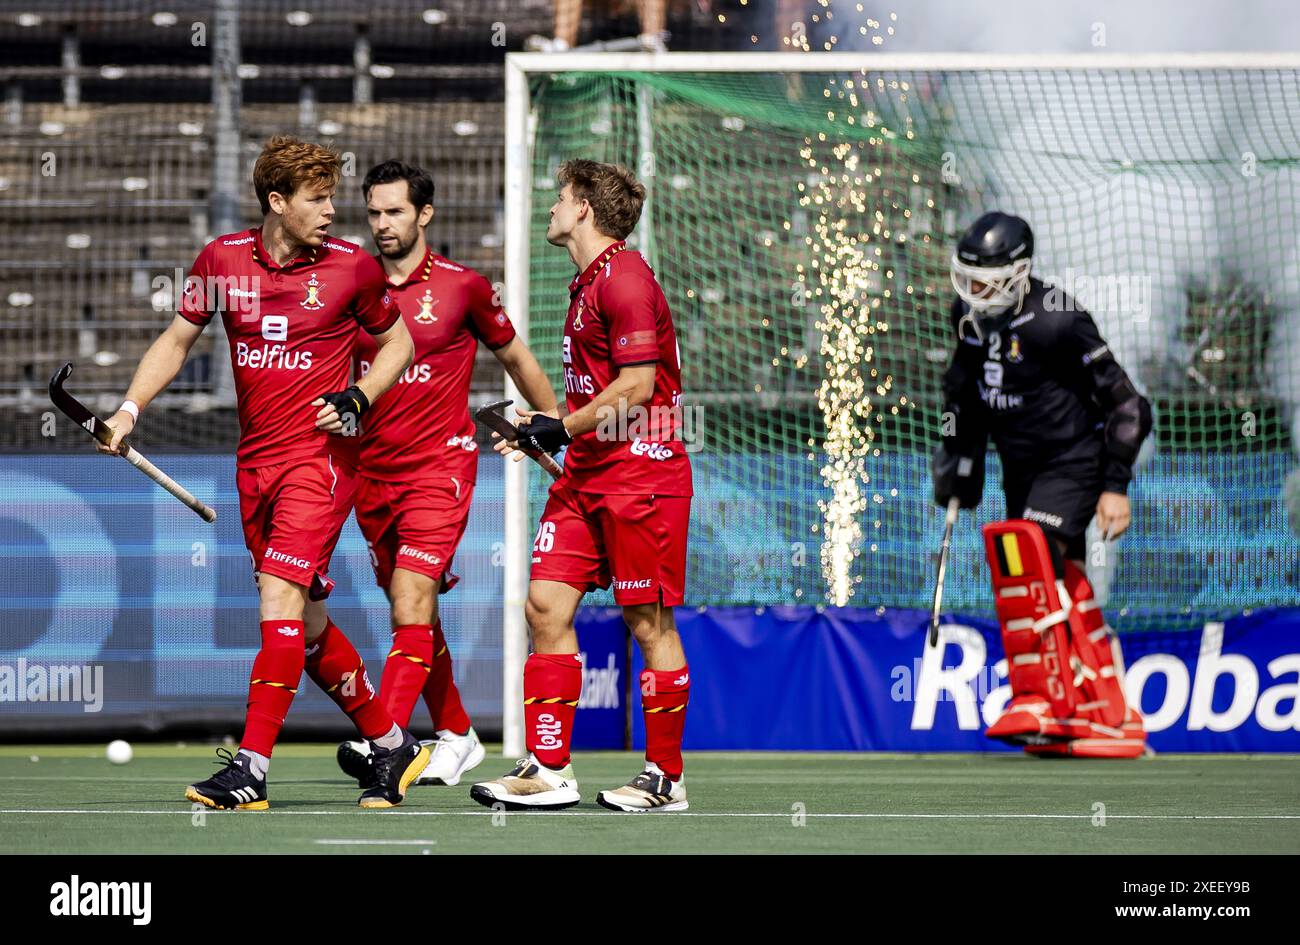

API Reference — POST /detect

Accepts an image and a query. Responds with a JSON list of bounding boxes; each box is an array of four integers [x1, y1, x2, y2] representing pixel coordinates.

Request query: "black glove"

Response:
[[932, 443, 984, 510], [317, 385, 370, 433], [516, 414, 571, 455]]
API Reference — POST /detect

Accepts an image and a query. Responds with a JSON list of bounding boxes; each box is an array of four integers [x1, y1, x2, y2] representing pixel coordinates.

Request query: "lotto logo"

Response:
[[629, 437, 672, 461], [534, 712, 564, 750]]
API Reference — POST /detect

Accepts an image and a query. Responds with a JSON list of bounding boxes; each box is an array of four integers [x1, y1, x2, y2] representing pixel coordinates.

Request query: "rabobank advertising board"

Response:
[[597, 606, 1300, 753]]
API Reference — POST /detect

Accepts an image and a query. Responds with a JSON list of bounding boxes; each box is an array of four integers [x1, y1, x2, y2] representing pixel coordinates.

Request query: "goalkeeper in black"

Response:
[[932, 211, 1153, 757]]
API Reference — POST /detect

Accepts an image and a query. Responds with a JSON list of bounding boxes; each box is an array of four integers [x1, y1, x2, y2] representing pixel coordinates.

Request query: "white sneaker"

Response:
[[597, 762, 688, 813], [415, 728, 486, 786], [469, 755, 580, 811]]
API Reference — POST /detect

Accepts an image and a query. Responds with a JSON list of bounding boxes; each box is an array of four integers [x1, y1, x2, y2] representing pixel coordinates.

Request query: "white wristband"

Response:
[[119, 400, 140, 422]]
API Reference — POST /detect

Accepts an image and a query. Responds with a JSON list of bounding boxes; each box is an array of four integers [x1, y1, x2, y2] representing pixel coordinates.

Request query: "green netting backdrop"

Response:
[[524, 68, 1300, 630]]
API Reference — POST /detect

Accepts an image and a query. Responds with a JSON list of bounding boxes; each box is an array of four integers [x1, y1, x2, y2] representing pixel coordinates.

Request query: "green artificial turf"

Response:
[[1, 744, 1297, 854]]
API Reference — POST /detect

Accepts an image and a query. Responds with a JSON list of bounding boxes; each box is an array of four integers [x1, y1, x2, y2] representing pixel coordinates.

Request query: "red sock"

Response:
[[380, 624, 433, 729], [240, 619, 306, 757], [523, 653, 582, 769], [642, 665, 690, 780], [303, 621, 393, 740], [423, 619, 472, 735]]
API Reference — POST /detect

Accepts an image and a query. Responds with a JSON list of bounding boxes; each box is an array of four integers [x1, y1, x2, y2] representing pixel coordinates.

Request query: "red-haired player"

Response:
[[472, 160, 694, 812], [335, 160, 557, 789], [100, 136, 428, 809]]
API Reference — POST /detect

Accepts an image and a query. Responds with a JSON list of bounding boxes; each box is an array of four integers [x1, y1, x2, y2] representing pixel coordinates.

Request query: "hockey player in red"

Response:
[[934, 212, 1152, 758], [334, 161, 558, 790], [100, 136, 429, 808], [471, 160, 693, 812]]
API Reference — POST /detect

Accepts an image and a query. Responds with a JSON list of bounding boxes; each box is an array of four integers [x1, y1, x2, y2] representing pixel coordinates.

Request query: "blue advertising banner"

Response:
[[0, 454, 508, 732], [2, 453, 1296, 755], [572, 610, 629, 750], [573, 605, 1300, 753]]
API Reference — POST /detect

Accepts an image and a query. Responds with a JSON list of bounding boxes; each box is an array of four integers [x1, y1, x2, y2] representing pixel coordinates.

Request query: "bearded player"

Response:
[[933, 211, 1152, 758], [100, 136, 430, 808], [471, 160, 693, 812], [335, 160, 557, 788]]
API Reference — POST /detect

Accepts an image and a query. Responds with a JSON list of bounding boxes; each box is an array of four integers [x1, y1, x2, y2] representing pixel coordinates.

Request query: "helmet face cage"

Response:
[[950, 253, 1031, 317]]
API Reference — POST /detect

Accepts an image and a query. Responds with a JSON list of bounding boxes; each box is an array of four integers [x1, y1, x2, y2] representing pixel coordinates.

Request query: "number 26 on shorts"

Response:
[[533, 520, 556, 554]]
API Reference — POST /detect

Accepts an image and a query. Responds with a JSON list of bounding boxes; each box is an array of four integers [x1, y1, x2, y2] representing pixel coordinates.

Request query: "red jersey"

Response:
[[178, 227, 400, 469], [353, 248, 516, 481], [560, 241, 692, 496]]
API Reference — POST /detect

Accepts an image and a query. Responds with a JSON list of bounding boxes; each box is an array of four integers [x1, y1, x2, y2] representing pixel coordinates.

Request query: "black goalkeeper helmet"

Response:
[[951, 212, 1034, 335]]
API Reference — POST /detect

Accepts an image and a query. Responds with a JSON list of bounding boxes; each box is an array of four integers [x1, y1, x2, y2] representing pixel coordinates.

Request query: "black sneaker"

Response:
[[185, 748, 269, 811], [358, 732, 429, 809], [336, 739, 376, 788]]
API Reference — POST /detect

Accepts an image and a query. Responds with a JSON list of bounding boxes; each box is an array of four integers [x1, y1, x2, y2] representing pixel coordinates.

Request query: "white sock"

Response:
[[237, 748, 269, 780], [372, 724, 404, 750]]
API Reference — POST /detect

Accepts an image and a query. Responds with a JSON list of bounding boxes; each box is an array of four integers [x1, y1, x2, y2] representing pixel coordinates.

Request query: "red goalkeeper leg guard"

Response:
[[379, 624, 433, 729], [303, 621, 393, 741], [1023, 564, 1146, 759], [240, 619, 306, 757], [523, 653, 582, 769], [422, 619, 472, 735], [982, 521, 1080, 744]]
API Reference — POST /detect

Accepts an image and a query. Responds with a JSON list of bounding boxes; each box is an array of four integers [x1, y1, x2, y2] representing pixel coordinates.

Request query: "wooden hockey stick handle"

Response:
[[533, 449, 564, 480], [121, 445, 218, 523]]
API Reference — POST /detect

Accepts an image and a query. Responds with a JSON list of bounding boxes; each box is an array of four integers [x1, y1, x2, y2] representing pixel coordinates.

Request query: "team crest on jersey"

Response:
[[1007, 334, 1023, 363], [573, 294, 586, 332], [301, 272, 325, 311], [415, 288, 439, 324]]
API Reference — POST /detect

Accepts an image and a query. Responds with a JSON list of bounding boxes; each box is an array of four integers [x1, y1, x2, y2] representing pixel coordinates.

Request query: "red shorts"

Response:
[[353, 471, 474, 591], [530, 487, 690, 606], [237, 454, 358, 600]]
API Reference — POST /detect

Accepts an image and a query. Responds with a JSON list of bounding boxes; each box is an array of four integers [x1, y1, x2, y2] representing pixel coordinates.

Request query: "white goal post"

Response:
[[500, 50, 1300, 757]]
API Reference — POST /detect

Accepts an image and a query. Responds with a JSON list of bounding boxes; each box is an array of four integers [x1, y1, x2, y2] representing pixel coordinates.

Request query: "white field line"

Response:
[[1, 809, 1298, 820], [313, 839, 437, 846]]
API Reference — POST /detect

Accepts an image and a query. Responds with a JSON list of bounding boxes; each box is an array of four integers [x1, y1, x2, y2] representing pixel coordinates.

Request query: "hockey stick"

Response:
[[928, 496, 961, 648], [49, 363, 217, 523], [475, 399, 564, 480]]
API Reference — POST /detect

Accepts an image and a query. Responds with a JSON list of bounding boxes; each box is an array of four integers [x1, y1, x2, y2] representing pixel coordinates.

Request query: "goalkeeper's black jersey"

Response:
[[941, 277, 1149, 494]]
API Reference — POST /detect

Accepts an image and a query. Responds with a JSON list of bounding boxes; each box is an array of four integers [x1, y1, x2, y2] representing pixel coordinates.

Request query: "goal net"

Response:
[[507, 53, 1300, 632]]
